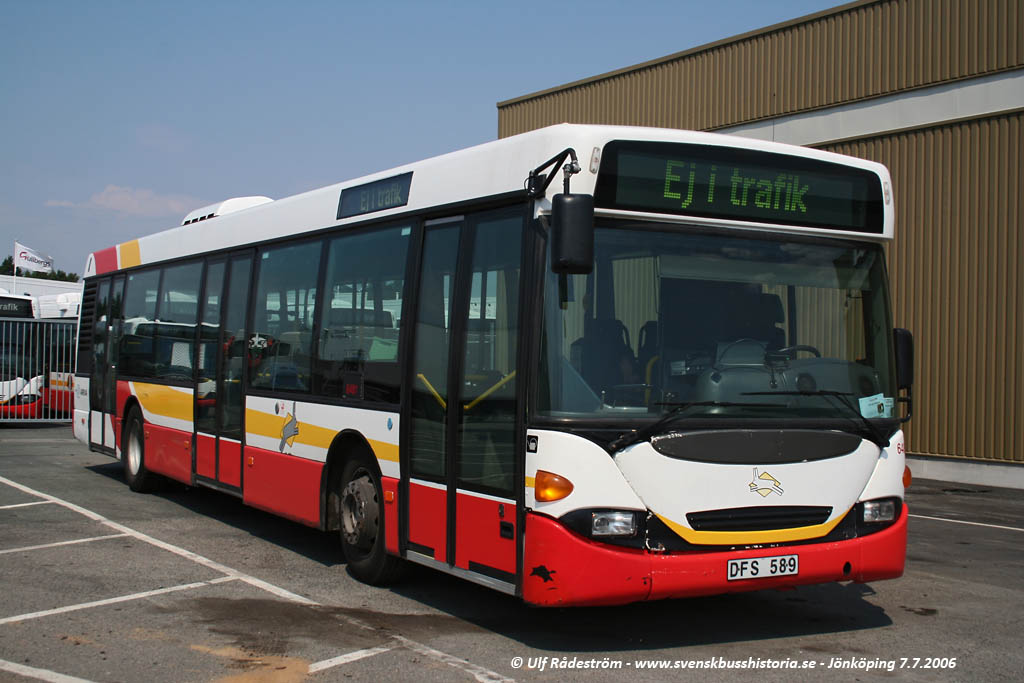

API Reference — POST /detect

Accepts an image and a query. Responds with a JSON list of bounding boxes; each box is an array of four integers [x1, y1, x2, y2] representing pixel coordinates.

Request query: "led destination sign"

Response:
[[337, 172, 413, 220], [594, 141, 884, 233]]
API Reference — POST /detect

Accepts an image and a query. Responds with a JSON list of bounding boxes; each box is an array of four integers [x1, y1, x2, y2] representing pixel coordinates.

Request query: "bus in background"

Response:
[[0, 291, 78, 419], [72, 124, 914, 606]]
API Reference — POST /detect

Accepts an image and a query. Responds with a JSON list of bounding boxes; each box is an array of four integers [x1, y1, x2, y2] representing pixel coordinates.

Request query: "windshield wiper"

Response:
[[741, 390, 889, 448], [608, 400, 782, 452]]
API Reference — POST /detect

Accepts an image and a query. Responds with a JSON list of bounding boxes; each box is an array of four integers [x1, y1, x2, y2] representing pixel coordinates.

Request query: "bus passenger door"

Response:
[[88, 278, 112, 451], [193, 253, 251, 491], [88, 276, 123, 452], [405, 208, 523, 592], [406, 218, 460, 565]]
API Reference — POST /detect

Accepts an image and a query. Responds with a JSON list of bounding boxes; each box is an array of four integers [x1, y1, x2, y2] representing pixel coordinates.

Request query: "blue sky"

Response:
[[1, 0, 841, 275]]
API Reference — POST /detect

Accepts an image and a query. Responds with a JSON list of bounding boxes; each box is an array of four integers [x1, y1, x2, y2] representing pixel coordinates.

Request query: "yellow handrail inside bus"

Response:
[[416, 373, 446, 410], [644, 355, 659, 404], [464, 370, 516, 412]]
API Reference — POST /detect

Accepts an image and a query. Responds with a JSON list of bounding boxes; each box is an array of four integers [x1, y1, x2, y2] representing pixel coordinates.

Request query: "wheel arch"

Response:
[[118, 395, 142, 454]]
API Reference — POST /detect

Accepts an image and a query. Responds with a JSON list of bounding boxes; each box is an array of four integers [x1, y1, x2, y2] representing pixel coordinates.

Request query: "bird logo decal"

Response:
[[277, 400, 299, 452], [749, 468, 784, 497]]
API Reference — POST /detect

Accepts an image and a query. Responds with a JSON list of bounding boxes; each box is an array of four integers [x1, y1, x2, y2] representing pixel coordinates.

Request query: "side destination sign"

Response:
[[337, 172, 413, 220], [594, 141, 884, 233], [0, 296, 33, 318]]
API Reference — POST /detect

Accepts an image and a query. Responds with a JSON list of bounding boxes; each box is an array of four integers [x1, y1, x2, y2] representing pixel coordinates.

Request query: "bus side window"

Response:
[[314, 225, 410, 404], [249, 241, 321, 393], [153, 261, 201, 383], [120, 269, 160, 379]]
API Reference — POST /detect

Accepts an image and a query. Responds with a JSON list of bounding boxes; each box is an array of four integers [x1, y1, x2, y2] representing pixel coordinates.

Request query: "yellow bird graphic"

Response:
[[749, 468, 784, 497]]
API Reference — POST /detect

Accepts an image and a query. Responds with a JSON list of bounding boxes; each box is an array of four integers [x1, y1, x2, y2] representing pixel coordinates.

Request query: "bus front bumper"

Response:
[[521, 506, 907, 607]]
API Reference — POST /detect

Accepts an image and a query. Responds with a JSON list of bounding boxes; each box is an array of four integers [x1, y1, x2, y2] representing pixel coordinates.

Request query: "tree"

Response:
[[1, 255, 79, 282]]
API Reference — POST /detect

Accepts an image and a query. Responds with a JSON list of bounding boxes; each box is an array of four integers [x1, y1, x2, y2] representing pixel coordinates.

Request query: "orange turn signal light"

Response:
[[903, 465, 912, 488], [535, 470, 574, 502]]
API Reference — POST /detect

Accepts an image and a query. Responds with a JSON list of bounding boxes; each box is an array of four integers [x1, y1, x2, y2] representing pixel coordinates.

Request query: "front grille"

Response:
[[686, 505, 833, 531]]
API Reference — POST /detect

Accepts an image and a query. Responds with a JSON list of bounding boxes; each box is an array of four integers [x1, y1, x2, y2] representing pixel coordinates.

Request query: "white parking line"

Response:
[[0, 576, 238, 626], [0, 474, 514, 682], [308, 644, 396, 673], [0, 658, 96, 683], [0, 474, 313, 604], [391, 635, 515, 683], [0, 533, 129, 555], [909, 513, 1024, 533], [0, 500, 53, 510]]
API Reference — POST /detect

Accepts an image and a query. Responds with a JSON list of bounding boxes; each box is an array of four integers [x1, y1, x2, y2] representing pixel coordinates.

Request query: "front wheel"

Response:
[[122, 406, 161, 492], [338, 455, 404, 585]]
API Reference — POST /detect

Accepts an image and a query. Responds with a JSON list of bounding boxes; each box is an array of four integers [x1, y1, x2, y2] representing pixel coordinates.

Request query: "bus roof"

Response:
[[84, 124, 894, 277]]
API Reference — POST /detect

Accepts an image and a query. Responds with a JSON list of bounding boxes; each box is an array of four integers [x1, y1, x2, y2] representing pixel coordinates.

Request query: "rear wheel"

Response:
[[338, 455, 404, 585], [122, 406, 160, 492]]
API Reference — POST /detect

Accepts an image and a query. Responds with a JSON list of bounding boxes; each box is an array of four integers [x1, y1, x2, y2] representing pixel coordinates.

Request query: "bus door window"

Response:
[[457, 211, 523, 495], [221, 255, 251, 442], [409, 223, 460, 481], [88, 279, 110, 416], [250, 242, 320, 393], [196, 261, 225, 434], [105, 275, 124, 418]]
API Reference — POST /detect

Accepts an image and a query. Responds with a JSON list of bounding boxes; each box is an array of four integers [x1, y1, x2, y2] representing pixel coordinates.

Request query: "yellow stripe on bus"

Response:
[[132, 383, 193, 422], [119, 240, 142, 268], [245, 408, 399, 462], [655, 510, 847, 546]]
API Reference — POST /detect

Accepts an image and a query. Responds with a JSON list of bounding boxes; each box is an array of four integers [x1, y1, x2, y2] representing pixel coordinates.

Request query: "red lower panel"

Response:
[[218, 440, 241, 488], [648, 510, 907, 601], [455, 493, 515, 575], [382, 477, 399, 554], [144, 423, 192, 484], [522, 507, 908, 607], [408, 483, 446, 562], [195, 433, 216, 480], [522, 513, 652, 607], [0, 399, 42, 419], [243, 446, 323, 527], [41, 388, 73, 413]]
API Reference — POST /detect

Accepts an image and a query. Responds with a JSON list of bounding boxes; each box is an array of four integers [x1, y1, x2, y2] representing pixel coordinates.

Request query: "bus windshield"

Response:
[[538, 221, 898, 425]]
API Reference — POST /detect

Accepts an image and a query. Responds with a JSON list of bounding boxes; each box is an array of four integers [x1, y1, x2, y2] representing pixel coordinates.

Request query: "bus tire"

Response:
[[122, 406, 159, 493], [337, 454, 404, 585]]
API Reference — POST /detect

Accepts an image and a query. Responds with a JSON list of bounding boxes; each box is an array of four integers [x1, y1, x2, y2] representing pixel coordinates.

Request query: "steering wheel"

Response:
[[777, 344, 822, 358]]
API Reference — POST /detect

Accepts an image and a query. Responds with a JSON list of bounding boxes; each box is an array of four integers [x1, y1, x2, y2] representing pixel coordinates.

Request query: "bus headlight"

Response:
[[862, 499, 896, 523], [592, 511, 638, 537]]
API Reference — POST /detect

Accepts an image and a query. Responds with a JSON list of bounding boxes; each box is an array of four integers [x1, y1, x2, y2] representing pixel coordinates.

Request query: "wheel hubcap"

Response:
[[128, 426, 141, 475], [341, 472, 379, 550]]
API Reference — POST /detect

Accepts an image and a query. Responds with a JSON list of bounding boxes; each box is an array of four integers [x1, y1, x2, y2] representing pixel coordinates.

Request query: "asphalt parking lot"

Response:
[[1, 425, 1022, 682]]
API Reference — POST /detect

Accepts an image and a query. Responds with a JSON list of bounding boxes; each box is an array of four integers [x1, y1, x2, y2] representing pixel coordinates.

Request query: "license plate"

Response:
[[727, 554, 799, 581]]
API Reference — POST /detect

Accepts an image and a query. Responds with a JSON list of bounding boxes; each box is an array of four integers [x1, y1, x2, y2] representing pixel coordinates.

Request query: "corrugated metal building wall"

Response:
[[497, 0, 1024, 465]]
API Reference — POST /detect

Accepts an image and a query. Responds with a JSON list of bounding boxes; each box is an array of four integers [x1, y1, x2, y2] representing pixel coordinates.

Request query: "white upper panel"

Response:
[[84, 124, 894, 277]]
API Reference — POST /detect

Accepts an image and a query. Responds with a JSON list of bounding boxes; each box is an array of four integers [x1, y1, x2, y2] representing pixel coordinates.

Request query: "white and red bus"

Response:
[[1, 291, 78, 419], [73, 125, 914, 606]]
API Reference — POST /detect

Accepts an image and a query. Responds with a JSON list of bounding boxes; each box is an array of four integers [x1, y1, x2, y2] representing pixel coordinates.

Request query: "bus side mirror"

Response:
[[894, 328, 914, 389], [551, 193, 594, 275]]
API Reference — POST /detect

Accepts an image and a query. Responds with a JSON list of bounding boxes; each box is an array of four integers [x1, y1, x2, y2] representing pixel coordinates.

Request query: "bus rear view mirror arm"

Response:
[[525, 147, 594, 275]]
